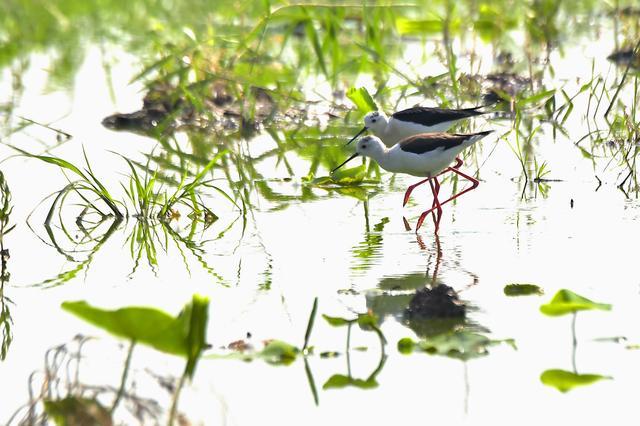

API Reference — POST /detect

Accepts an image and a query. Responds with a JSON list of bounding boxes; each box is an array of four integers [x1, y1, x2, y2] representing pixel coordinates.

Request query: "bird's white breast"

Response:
[[379, 145, 459, 177]]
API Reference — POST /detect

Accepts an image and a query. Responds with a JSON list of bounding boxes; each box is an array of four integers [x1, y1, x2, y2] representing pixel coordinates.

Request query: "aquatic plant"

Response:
[[15, 147, 124, 219], [61, 295, 209, 425], [0, 171, 14, 360], [539, 289, 612, 392]]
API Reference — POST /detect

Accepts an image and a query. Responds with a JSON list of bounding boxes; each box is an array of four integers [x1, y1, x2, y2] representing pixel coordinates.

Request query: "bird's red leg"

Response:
[[416, 167, 479, 228], [431, 177, 442, 231], [404, 159, 463, 207], [438, 167, 479, 206], [416, 177, 443, 231], [452, 157, 463, 170], [403, 178, 431, 207], [429, 176, 441, 226]]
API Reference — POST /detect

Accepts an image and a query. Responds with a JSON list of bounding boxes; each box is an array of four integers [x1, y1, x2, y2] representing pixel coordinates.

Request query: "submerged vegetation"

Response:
[[0, 172, 14, 361], [1, 0, 640, 424]]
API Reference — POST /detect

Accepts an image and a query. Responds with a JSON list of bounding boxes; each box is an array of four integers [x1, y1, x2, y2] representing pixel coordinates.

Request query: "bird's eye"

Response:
[[362, 144, 368, 149], [371, 119, 377, 123]]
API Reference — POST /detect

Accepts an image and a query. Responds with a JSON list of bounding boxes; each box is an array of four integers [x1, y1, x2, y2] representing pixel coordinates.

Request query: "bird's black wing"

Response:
[[399, 133, 467, 154], [391, 106, 485, 127]]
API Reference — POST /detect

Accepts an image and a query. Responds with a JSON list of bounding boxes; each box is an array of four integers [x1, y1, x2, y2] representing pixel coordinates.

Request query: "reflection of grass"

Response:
[[17, 146, 240, 283], [7, 336, 180, 425], [26, 212, 235, 287], [27, 217, 122, 288], [351, 217, 390, 273], [0, 171, 14, 360]]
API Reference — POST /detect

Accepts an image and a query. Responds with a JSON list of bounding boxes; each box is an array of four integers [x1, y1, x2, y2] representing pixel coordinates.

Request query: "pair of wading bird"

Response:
[[332, 104, 494, 232]]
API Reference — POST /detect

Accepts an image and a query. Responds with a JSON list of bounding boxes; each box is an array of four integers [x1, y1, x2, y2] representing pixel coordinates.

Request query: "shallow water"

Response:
[[1, 2, 640, 425]]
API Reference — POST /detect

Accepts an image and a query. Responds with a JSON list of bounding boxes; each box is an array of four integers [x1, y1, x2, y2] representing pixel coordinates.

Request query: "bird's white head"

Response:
[[332, 135, 387, 174], [363, 110, 389, 136], [354, 135, 386, 159]]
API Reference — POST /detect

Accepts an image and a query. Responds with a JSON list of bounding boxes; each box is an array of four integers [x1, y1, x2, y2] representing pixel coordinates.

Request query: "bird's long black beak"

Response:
[[332, 153, 359, 173], [346, 127, 367, 145]]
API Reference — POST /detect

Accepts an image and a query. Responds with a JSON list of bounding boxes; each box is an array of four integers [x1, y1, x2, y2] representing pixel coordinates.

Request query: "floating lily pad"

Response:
[[540, 369, 611, 392], [356, 311, 380, 329], [259, 340, 299, 365], [208, 339, 300, 365], [504, 283, 544, 296], [398, 331, 515, 361], [346, 87, 378, 113], [323, 374, 378, 390], [397, 337, 415, 354], [540, 289, 611, 316], [322, 314, 351, 327]]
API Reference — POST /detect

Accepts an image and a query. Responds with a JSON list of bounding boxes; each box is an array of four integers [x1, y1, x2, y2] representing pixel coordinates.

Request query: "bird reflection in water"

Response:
[[365, 233, 483, 338]]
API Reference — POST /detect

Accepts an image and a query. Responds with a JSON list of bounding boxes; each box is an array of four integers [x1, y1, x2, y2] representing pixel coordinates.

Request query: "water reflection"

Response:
[[0, 171, 14, 360], [0, 250, 12, 361], [540, 311, 612, 393], [6, 336, 165, 425], [24, 212, 238, 286], [366, 234, 484, 337]]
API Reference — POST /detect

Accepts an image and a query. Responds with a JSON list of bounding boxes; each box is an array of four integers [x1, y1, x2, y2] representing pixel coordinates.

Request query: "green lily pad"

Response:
[[44, 397, 112, 426], [397, 337, 415, 354], [322, 314, 351, 327], [346, 87, 378, 113], [504, 283, 544, 296], [259, 340, 299, 365], [323, 374, 378, 390], [540, 369, 611, 392], [398, 331, 516, 361], [356, 311, 380, 330], [540, 289, 611, 316], [62, 295, 209, 377], [206, 339, 300, 365]]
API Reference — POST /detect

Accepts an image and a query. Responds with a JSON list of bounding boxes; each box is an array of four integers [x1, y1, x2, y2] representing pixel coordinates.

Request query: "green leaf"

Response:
[[504, 283, 544, 296], [303, 297, 318, 350], [405, 331, 516, 361], [578, 146, 593, 159], [330, 163, 367, 185], [346, 87, 378, 113], [356, 312, 379, 329], [322, 314, 351, 327], [540, 369, 611, 392], [519, 89, 556, 106], [540, 289, 611, 316], [44, 397, 112, 426], [396, 18, 443, 35], [183, 295, 210, 378], [397, 337, 415, 354], [304, 20, 328, 78], [13, 147, 88, 181], [322, 374, 350, 389], [322, 374, 378, 390], [62, 295, 209, 377], [259, 340, 299, 365]]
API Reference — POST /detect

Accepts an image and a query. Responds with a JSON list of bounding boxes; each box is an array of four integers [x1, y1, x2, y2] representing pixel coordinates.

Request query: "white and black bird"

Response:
[[347, 105, 491, 147], [334, 131, 493, 232]]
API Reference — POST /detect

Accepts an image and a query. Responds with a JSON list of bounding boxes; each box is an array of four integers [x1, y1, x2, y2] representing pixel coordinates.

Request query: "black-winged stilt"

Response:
[[347, 105, 490, 146], [334, 131, 493, 232]]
